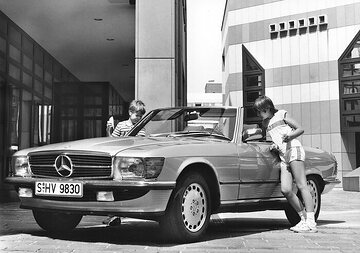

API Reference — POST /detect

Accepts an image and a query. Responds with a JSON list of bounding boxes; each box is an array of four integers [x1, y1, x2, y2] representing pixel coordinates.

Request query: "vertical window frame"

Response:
[[339, 30, 360, 132], [242, 45, 265, 125]]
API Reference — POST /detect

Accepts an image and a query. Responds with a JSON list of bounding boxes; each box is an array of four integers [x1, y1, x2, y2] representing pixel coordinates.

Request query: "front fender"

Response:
[[176, 157, 219, 180]]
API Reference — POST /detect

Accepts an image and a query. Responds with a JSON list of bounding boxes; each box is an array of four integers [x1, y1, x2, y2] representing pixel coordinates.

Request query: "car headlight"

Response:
[[113, 157, 165, 180], [12, 156, 31, 177]]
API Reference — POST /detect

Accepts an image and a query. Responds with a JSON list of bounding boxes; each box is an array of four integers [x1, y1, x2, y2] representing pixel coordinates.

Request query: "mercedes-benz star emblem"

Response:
[[54, 155, 73, 177]]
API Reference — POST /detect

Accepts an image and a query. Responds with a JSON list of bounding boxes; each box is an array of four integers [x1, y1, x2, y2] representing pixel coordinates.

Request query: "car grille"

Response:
[[29, 152, 112, 178]]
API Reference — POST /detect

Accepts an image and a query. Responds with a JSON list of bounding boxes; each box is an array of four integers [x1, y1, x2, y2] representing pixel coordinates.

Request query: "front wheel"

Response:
[[284, 175, 321, 226], [160, 172, 211, 242], [33, 210, 82, 233]]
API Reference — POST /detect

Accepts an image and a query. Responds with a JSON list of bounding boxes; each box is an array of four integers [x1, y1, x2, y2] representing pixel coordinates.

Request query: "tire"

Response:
[[160, 172, 211, 242], [284, 175, 321, 226], [33, 210, 82, 233]]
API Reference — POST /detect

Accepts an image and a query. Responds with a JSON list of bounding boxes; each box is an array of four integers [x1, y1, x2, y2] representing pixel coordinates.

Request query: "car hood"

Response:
[[14, 136, 224, 157]]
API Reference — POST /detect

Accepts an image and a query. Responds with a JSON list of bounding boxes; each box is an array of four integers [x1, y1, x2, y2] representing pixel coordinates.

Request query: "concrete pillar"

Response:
[[135, 0, 176, 112]]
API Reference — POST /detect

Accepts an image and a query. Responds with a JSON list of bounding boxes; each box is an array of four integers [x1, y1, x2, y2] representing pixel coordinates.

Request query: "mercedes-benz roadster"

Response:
[[6, 106, 340, 242]]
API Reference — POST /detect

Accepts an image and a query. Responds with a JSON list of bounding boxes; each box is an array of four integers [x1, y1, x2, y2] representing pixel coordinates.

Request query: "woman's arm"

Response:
[[283, 115, 304, 142]]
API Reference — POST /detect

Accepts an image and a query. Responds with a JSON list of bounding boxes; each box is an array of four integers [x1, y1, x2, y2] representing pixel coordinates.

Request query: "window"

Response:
[[9, 44, 21, 62], [339, 30, 360, 131], [0, 14, 7, 36], [8, 25, 21, 47], [34, 46, 43, 79], [242, 45, 265, 125], [22, 36, 33, 58], [0, 36, 6, 54], [22, 54, 33, 71], [8, 63, 20, 80]]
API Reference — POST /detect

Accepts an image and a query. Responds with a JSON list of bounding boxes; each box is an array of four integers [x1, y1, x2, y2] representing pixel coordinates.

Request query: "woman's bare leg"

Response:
[[289, 160, 314, 212], [280, 163, 303, 212]]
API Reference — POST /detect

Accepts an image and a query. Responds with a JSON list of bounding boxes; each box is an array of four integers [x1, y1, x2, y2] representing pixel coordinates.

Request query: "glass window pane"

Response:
[[245, 107, 257, 119], [343, 81, 360, 95], [61, 69, 69, 81], [246, 90, 261, 103], [44, 71, 52, 83], [20, 90, 32, 149], [84, 108, 102, 117], [8, 63, 20, 80], [22, 36, 33, 56], [34, 46, 43, 65], [84, 96, 102, 105], [22, 71, 32, 87], [344, 99, 360, 111], [245, 56, 260, 71], [346, 40, 360, 59], [34, 79, 43, 94], [61, 107, 77, 117], [9, 44, 21, 62], [0, 56, 5, 73], [344, 115, 360, 127], [9, 26, 21, 47], [53, 63, 61, 79], [33, 96, 41, 146], [44, 86, 52, 99], [0, 15, 7, 35], [0, 36, 6, 53], [342, 63, 360, 77], [35, 63, 43, 79], [44, 54, 52, 71], [10, 87, 20, 145], [22, 54, 33, 71], [246, 75, 262, 87], [61, 95, 77, 105]]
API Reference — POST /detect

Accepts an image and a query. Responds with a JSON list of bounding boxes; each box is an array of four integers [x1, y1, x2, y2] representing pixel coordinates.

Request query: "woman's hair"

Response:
[[129, 100, 146, 115], [253, 95, 277, 114]]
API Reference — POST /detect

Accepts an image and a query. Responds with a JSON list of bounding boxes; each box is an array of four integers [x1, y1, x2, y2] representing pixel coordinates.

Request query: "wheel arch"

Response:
[[306, 173, 325, 194], [175, 162, 220, 213], [306, 169, 325, 193]]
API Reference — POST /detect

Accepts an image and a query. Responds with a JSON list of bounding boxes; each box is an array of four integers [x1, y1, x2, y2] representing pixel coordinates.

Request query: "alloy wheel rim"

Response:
[[181, 183, 207, 232], [308, 180, 318, 212]]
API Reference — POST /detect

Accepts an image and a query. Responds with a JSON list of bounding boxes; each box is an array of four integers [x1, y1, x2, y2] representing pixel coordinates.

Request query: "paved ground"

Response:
[[0, 188, 359, 252]]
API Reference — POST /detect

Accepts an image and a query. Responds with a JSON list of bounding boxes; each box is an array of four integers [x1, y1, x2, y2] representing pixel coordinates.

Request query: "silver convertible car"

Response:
[[6, 106, 340, 242]]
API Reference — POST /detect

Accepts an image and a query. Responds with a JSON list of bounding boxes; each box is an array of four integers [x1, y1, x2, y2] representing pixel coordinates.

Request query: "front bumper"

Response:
[[323, 178, 341, 194], [5, 177, 176, 217]]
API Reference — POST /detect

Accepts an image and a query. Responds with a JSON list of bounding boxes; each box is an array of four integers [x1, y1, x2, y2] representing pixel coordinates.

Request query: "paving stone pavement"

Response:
[[0, 188, 359, 253]]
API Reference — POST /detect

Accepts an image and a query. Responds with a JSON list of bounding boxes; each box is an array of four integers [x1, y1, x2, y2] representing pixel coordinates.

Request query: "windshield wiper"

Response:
[[167, 131, 231, 141]]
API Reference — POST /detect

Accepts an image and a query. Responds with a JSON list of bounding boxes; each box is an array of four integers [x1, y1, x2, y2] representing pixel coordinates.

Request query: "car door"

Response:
[[237, 140, 282, 200]]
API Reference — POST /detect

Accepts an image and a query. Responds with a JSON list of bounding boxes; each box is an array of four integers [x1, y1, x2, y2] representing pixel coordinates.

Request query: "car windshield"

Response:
[[128, 107, 237, 141]]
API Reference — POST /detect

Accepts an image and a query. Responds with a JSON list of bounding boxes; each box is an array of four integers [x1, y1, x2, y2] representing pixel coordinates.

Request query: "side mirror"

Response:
[[242, 128, 263, 142]]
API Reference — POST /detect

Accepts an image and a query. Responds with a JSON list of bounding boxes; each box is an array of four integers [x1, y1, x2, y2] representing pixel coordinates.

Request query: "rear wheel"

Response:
[[160, 172, 211, 242], [33, 210, 82, 233], [284, 175, 321, 225]]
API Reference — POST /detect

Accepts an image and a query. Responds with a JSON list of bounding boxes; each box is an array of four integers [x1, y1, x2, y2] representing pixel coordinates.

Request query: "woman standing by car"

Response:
[[253, 95, 317, 233]]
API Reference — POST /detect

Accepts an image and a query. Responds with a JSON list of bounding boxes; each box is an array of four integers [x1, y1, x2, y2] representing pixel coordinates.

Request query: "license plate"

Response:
[[35, 181, 83, 198]]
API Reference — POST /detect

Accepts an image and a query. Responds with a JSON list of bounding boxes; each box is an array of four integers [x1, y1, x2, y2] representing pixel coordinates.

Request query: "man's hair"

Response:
[[253, 95, 277, 114], [129, 100, 146, 115]]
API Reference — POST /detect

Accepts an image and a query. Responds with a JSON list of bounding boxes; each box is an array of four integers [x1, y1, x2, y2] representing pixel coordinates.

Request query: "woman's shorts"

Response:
[[281, 146, 305, 163]]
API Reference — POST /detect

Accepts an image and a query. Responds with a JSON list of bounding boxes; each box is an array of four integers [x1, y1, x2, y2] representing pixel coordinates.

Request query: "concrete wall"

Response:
[[222, 0, 360, 184], [135, 0, 175, 112]]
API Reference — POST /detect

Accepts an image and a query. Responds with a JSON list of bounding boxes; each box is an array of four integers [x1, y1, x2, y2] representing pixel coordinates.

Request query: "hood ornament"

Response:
[[54, 155, 73, 177]]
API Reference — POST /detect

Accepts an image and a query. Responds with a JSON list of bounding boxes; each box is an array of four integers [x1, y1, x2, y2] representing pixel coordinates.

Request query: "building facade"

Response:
[[0, 0, 187, 200], [222, 0, 360, 185], [135, 0, 187, 112]]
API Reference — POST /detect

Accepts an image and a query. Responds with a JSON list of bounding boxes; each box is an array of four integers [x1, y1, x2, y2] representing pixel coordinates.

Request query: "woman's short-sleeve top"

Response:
[[267, 110, 301, 154]]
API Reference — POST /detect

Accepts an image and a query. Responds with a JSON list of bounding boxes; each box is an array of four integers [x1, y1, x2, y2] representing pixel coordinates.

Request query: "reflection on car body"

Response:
[[6, 106, 340, 242]]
